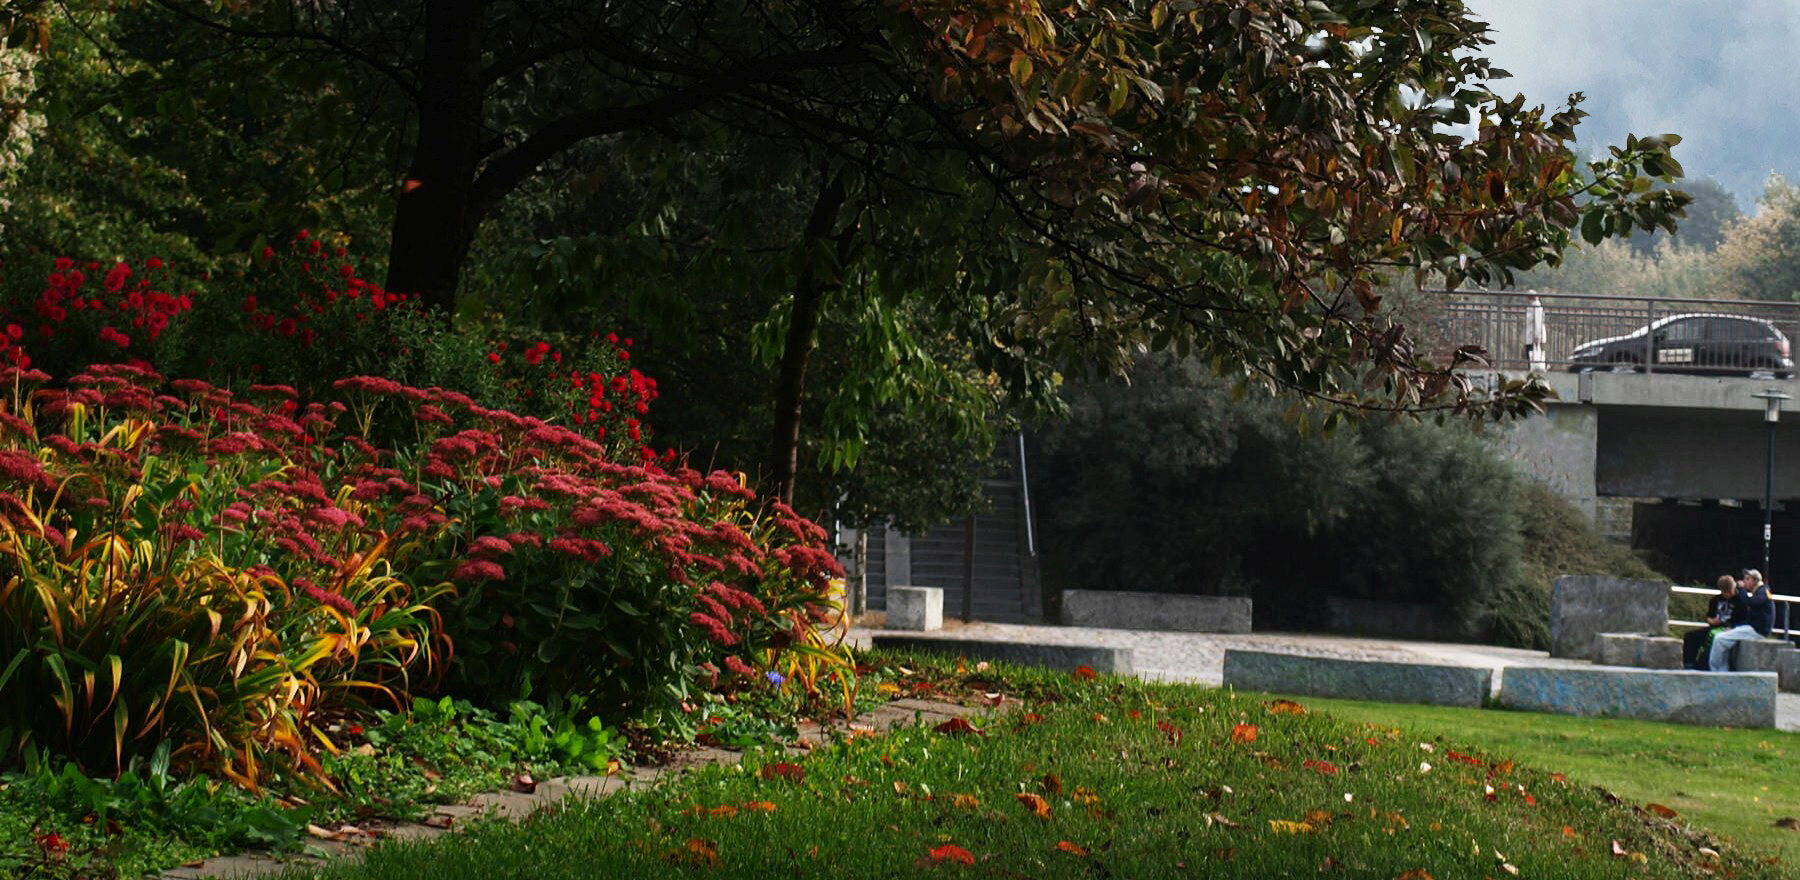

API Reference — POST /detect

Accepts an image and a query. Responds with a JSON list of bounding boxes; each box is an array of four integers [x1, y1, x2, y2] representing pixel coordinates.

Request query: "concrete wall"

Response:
[[1596, 406, 1800, 500], [1499, 404, 1598, 521]]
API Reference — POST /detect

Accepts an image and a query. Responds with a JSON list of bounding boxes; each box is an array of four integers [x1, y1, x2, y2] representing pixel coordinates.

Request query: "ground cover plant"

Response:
[[281, 653, 1782, 880]]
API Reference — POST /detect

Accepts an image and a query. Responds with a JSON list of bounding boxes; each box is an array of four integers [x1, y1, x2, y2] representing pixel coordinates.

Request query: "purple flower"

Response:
[[765, 670, 785, 687]]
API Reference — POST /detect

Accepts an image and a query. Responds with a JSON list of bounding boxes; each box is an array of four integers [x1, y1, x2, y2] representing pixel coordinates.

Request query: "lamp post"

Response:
[[1752, 390, 1791, 607]]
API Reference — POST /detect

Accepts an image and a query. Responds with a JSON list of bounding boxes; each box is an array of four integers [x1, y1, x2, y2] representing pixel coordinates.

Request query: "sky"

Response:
[[1469, 0, 1800, 209]]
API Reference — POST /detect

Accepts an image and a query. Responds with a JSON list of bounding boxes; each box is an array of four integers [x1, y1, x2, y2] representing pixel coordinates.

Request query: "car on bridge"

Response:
[[1566, 313, 1794, 377]]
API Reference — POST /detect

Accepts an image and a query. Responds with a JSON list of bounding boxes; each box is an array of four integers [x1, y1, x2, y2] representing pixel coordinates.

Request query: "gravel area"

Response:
[[851, 622, 1800, 732]]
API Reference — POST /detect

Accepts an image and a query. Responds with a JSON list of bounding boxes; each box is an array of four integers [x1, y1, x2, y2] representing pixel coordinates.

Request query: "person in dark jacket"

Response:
[[1709, 568, 1776, 671], [1684, 574, 1737, 670]]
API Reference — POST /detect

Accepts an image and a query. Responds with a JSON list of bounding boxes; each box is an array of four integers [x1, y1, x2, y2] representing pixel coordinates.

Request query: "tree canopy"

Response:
[[2, 0, 1693, 523]]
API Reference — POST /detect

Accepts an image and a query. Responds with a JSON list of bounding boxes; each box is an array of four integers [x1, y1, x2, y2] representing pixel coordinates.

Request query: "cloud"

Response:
[[1469, 0, 1800, 207]]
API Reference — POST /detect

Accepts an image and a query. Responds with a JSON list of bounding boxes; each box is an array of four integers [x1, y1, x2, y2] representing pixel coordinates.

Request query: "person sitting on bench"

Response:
[[1684, 574, 1737, 670], [1709, 569, 1775, 671]]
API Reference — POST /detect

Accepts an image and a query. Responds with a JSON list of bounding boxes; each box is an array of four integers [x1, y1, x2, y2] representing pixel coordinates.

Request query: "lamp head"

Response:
[[1753, 388, 1792, 423]]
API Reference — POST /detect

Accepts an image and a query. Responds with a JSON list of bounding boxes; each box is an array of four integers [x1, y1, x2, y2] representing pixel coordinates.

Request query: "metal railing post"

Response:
[[1645, 299, 1656, 374]]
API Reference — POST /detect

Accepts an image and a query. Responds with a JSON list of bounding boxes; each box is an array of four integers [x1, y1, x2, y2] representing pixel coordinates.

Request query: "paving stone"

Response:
[[1500, 666, 1778, 728], [465, 791, 542, 820], [543, 774, 627, 800], [1222, 649, 1491, 707], [378, 823, 449, 843]]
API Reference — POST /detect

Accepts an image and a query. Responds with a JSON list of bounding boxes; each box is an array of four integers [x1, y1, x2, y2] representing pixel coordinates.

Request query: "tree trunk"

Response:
[[767, 172, 849, 505], [385, 0, 484, 311]]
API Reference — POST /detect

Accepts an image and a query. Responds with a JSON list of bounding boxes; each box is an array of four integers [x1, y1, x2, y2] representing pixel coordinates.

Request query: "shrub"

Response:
[[0, 360, 851, 785], [0, 365, 448, 788], [324, 375, 848, 718]]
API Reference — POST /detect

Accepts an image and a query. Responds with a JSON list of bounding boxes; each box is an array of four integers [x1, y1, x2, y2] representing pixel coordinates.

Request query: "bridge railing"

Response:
[[1426, 289, 1800, 375], [1668, 584, 1798, 639]]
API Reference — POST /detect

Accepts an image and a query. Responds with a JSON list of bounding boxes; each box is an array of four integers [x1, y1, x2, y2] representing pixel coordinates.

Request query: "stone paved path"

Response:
[[160, 698, 983, 879], [851, 623, 1800, 733]]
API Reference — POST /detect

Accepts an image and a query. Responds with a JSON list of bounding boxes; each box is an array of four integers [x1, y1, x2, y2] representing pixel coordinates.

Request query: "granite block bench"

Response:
[[1499, 666, 1778, 728], [1221, 649, 1491, 707], [1593, 632, 1682, 669], [1059, 590, 1252, 633], [870, 635, 1134, 675]]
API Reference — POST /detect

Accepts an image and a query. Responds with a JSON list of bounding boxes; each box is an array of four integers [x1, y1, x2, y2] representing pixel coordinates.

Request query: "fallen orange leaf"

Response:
[[1303, 759, 1338, 776], [934, 717, 982, 736], [1562, 826, 1577, 838], [1072, 787, 1100, 805], [1041, 773, 1063, 795], [685, 838, 720, 867], [950, 794, 981, 809], [1646, 803, 1679, 819], [743, 801, 777, 813], [1018, 713, 1045, 726], [1056, 840, 1089, 857], [1267, 699, 1308, 715], [1072, 665, 1097, 680], [1268, 819, 1315, 834], [1395, 871, 1435, 880], [920, 844, 975, 867], [1156, 720, 1183, 747], [1016, 792, 1053, 819], [1231, 723, 1259, 744], [708, 805, 737, 818]]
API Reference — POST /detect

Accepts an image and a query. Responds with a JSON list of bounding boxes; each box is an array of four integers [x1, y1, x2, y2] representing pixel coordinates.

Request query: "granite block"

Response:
[[1732, 638, 1791, 672], [887, 586, 943, 631], [1550, 576, 1669, 659], [870, 635, 1132, 674], [1594, 633, 1682, 669], [1780, 650, 1800, 693], [1220, 649, 1491, 707], [1499, 666, 1778, 728], [1059, 590, 1251, 633]]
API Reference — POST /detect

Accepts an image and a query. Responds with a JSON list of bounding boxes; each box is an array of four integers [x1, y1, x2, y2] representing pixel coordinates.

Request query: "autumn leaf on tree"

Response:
[[1016, 792, 1053, 819]]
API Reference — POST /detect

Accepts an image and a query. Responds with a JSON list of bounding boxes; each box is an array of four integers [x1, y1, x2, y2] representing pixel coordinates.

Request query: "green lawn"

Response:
[[1273, 693, 1800, 867], [285, 658, 1784, 879]]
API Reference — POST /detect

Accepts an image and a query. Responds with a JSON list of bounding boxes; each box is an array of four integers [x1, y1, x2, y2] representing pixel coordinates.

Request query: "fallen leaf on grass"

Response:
[[743, 801, 777, 813], [684, 838, 720, 867], [1562, 826, 1576, 838], [1041, 773, 1063, 794], [1231, 723, 1259, 744], [1646, 803, 1679, 819], [916, 844, 976, 868], [1266, 699, 1308, 716], [1018, 713, 1045, 727], [877, 682, 901, 695], [1499, 865, 1519, 876], [1072, 665, 1098, 680], [1395, 871, 1435, 880], [709, 805, 738, 818], [1268, 820, 1315, 835], [1055, 840, 1089, 857], [1016, 792, 1053, 819], [1090, 713, 1110, 724], [1202, 812, 1241, 829], [934, 717, 982, 736], [760, 762, 804, 783], [1073, 787, 1100, 805], [1776, 817, 1800, 831], [1156, 720, 1183, 747], [1303, 759, 1338, 776], [950, 794, 981, 809]]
